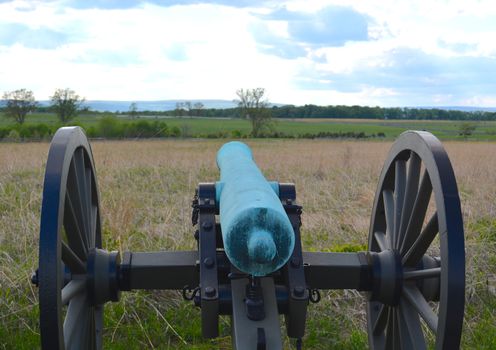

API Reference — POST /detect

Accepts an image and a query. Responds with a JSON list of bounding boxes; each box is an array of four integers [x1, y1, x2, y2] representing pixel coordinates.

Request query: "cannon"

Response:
[[32, 126, 465, 349]]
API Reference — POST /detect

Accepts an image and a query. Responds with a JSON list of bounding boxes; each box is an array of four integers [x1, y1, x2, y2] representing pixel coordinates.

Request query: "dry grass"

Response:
[[1, 139, 495, 349]]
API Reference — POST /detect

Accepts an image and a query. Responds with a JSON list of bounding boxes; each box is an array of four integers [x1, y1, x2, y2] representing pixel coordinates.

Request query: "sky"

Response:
[[0, 0, 496, 107]]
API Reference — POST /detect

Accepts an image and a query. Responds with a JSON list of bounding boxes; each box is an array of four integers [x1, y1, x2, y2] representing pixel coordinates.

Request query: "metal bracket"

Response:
[[197, 183, 220, 338], [280, 183, 309, 339]]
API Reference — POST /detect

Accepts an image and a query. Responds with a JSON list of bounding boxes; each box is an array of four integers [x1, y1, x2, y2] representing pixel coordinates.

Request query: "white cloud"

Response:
[[0, 0, 495, 106]]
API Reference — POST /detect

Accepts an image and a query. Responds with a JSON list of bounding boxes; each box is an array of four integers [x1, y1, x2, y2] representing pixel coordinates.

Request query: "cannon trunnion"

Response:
[[34, 127, 465, 349]]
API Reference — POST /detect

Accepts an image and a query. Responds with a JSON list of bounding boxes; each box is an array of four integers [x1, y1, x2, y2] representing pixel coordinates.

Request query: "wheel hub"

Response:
[[87, 248, 121, 305], [368, 250, 403, 306]]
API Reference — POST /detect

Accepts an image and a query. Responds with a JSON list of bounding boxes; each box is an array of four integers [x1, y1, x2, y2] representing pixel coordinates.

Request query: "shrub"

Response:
[[231, 129, 242, 138], [98, 115, 122, 138], [170, 126, 181, 137], [7, 129, 20, 141]]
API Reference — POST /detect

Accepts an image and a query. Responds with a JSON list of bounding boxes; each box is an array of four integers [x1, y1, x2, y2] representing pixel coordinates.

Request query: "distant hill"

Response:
[[38, 99, 239, 112], [415, 106, 496, 113], [1, 99, 496, 114]]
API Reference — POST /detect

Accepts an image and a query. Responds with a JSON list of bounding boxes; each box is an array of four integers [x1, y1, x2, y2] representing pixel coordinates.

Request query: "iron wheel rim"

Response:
[[366, 131, 465, 350], [39, 127, 103, 350]]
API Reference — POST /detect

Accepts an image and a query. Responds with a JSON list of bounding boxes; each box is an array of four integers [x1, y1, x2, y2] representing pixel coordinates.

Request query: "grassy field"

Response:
[[2, 112, 496, 140], [1, 139, 495, 349]]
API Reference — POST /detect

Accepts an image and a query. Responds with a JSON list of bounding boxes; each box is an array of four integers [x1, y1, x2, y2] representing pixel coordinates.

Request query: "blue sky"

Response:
[[1, 0, 496, 107]]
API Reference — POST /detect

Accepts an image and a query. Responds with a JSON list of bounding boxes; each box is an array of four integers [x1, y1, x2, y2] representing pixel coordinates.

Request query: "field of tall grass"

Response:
[[1, 138, 495, 349]]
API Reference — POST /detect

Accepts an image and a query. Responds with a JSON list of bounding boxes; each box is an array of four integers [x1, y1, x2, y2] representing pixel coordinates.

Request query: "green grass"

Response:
[[3, 112, 496, 140]]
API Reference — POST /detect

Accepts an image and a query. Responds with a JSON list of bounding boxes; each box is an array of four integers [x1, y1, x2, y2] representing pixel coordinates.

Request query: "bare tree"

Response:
[[193, 102, 204, 116], [175, 102, 184, 117], [2, 89, 37, 124], [51, 88, 85, 123], [129, 102, 139, 119], [183, 101, 192, 116], [235, 88, 272, 137]]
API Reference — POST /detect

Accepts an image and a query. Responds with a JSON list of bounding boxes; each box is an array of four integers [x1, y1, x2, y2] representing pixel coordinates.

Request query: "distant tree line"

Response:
[[111, 105, 496, 121], [3, 88, 496, 121], [268, 105, 496, 121]]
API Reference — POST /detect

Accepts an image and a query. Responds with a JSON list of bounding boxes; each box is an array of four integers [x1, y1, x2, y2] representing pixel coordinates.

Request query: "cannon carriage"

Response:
[[33, 126, 465, 349]]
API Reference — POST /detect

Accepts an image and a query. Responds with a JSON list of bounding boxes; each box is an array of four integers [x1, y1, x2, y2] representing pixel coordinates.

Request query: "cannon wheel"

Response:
[[39, 127, 103, 349], [366, 131, 465, 349]]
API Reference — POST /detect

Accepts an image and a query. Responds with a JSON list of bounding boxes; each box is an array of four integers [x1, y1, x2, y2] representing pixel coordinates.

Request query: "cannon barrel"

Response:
[[216, 141, 295, 276]]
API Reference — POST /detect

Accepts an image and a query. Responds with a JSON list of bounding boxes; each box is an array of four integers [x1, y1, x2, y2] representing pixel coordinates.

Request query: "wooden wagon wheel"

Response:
[[366, 131, 465, 349], [38, 127, 118, 350]]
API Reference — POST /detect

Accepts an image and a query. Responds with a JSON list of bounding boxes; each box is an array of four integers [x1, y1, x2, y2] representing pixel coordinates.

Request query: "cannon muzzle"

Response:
[[216, 141, 295, 276]]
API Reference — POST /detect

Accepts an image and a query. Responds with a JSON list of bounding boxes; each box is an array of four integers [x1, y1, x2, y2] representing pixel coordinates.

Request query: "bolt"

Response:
[[31, 269, 39, 287], [204, 198, 211, 205], [286, 199, 293, 205], [290, 257, 301, 268], [205, 286, 216, 297], [202, 222, 213, 231], [293, 286, 305, 297], [203, 257, 214, 268]]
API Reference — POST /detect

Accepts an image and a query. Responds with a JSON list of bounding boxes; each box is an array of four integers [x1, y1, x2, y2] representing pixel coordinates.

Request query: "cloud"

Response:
[[64, 0, 270, 10], [72, 49, 142, 66], [64, 0, 144, 10], [437, 39, 478, 54], [0, 0, 495, 107], [249, 21, 306, 59], [250, 5, 371, 59], [0, 23, 68, 49], [165, 43, 188, 61], [295, 47, 496, 105], [287, 6, 370, 46]]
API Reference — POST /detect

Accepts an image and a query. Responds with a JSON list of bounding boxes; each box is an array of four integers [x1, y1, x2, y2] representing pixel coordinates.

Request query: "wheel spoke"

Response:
[[61, 279, 86, 305], [87, 167, 96, 248], [383, 189, 395, 249], [69, 151, 91, 249], [403, 267, 441, 280], [398, 152, 421, 250], [403, 213, 439, 267], [95, 305, 104, 350], [373, 304, 389, 335], [400, 171, 432, 256], [90, 205, 98, 249], [64, 294, 91, 347], [61, 241, 86, 274], [393, 160, 407, 249], [89, 307, 96, 350], [64, 192, 88, 259], [385, 308, 394, 349], [374, 231, 389, 251], [392, 309, 401, 349], [398, 298, 427, 350], [403, 285, 438, 333]]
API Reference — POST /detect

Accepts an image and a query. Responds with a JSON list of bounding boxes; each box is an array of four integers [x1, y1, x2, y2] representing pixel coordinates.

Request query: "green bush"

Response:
[[0, 127, 9, 139], [98, 115, 122, 138], [7, 129, 20, 141], [170, 126, 181, 137], [123, 120, 169, 138], [231, 129, 242, 138]]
